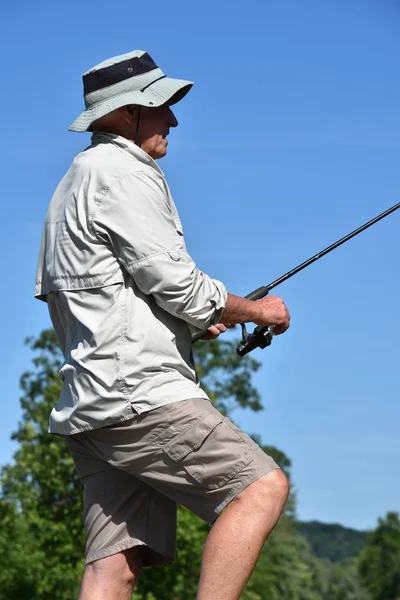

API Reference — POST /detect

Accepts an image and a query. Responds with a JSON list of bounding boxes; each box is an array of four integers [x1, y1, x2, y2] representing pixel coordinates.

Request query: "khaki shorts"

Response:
[[65, 398, 279, 566]]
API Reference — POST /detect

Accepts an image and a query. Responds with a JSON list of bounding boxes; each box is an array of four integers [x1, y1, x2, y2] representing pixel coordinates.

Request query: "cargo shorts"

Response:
[[65, 397, 279, 566]]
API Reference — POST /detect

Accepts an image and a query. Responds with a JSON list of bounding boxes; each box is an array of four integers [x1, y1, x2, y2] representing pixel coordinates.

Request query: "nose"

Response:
[[168, 108, 178, 128]]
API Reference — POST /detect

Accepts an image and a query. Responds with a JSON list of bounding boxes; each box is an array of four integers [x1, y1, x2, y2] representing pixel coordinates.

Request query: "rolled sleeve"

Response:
[[93, 170, 227, 329]]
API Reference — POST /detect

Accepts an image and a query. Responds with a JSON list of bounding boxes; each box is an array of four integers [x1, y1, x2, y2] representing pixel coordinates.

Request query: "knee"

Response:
[[85, 546, 143, 588], [269, 468, 290, 504], [238, 469, 290, 511]]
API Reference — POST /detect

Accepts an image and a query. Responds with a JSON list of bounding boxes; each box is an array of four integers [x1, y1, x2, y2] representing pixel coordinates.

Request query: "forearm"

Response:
[[219, 293, 290, 334], [219, 293, 262, 325]]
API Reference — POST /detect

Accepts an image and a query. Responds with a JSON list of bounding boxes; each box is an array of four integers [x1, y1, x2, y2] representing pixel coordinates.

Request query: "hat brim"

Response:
[[68, 76, 193, 132]]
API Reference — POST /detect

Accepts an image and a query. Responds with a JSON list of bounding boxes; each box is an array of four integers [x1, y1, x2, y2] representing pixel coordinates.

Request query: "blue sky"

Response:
[[1, 0, 399, 531]]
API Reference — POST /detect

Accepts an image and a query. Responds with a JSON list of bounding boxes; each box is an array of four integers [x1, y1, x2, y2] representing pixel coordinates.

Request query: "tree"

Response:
[[3, 329, 372, 600], [323, 560, 371, 600], [0, 330, 273, 599], [0, 330, 83, 600], [298, 521, 368, 563], [358, 511, 400, 600], [193, 337, 263, 414], [0, 500, 43, 598]]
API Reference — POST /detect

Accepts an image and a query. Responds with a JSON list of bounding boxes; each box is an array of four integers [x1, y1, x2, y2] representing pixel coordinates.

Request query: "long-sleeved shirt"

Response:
[[35, 132, 227, 435]]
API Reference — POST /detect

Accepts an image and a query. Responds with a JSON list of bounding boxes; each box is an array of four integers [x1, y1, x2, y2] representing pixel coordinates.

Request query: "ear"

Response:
[[120, 105, 136, 125]]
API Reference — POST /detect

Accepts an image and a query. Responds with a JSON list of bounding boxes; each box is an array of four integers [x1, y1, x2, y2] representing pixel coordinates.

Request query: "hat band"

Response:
[[83, 52, 158, 95], [84, 68, 165, 107]]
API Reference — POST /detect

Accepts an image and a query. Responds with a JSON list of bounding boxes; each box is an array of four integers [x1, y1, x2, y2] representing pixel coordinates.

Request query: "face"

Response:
[[136, 105, 178, 159]]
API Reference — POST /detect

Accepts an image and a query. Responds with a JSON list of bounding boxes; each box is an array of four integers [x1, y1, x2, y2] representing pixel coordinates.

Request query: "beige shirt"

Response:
[[35, 133, 227, 435]]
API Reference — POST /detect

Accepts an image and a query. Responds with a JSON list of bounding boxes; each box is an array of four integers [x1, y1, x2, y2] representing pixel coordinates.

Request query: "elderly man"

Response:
[[35, 50, 290, 600]]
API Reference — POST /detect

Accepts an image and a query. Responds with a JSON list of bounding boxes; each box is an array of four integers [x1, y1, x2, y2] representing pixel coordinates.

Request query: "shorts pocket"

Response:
[[162, 413, 253, 490]]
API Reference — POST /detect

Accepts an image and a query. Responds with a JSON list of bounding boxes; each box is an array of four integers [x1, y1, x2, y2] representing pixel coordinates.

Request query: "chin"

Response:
[[150, 147, 167, 160]]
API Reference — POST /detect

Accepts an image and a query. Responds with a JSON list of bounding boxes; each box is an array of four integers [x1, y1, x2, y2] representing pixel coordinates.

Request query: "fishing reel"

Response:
[[236, 324, 273, 356]]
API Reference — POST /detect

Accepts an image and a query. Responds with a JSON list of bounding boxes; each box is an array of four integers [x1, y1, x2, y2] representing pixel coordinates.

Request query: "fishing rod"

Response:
[[192, 202, 400, 355]]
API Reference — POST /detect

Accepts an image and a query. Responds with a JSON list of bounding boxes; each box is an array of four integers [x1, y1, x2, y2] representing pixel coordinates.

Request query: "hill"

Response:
[[298, 520, 368, 562]]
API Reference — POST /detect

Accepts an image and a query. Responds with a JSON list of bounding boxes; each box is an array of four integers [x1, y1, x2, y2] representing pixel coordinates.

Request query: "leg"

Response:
[[79, 547, 143, 600], [65, 435, 177, 598], [197, 468, 289, 600]]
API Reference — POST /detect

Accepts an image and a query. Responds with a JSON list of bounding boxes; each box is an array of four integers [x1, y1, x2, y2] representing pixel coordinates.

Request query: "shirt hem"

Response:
[[50, 390, 210, 436]]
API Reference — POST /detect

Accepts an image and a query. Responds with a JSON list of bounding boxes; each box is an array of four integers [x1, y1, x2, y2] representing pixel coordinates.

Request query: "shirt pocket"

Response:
[[161, 413, 253, 490]]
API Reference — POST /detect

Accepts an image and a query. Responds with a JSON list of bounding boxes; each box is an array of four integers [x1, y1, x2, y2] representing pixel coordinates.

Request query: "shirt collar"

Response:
[[90, 132, 165, 177]]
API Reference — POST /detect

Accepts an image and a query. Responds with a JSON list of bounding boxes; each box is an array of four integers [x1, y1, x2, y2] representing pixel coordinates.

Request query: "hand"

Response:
[[201, 323, 228, 340], [254, 295, 290, 335]]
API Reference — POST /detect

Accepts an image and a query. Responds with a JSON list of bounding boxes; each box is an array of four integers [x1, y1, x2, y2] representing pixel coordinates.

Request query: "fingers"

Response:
[[272, 322, 289, 335], [256, 296, 290, 335], [208, 323, 228, 337], [272, 306, 290, 335], [202, 323, 228, 340]]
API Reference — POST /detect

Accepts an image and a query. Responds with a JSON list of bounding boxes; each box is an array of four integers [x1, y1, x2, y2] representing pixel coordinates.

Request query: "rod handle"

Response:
[[191, 285, 270, 343], [245, 286, 270, 301]]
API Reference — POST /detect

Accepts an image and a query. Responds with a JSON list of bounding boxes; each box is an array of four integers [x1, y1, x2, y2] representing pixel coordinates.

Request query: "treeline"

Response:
[[0, 330, 399, 599], [298, 521, 368, 563]]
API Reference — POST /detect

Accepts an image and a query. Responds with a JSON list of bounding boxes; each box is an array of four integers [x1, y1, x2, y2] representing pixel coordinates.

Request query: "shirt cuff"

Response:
[[127, 248, 228, 330], [207, 277, 227, 325]]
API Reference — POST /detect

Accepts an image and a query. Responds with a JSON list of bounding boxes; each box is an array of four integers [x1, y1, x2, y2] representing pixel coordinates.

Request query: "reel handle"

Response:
[[236, 325, 273, 356]]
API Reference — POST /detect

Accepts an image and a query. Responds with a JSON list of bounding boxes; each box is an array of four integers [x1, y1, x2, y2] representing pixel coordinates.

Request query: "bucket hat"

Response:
[[69, 49, 193, 132]]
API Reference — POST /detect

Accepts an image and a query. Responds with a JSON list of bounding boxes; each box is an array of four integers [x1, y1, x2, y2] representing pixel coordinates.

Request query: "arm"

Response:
[[93, 170, 227, 329], [221, 293, 289, 330], [204, 293, 290, 340]]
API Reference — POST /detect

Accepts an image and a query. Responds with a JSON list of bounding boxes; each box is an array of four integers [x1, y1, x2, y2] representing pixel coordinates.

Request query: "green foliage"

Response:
[[245, 516, 327, 600], [1, 328, 396, 600], [358, 511, 400, 600], [298, 521, 368, 563], [193, 338, 262, 414], [322, 560, 371, 600], [0, 330, 84, 599], [0, 330, 266, 599], [0, 500, 42, 598]]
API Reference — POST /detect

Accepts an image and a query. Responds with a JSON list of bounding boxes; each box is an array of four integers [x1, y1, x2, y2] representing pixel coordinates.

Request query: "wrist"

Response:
[[220, 293, 262, 325]]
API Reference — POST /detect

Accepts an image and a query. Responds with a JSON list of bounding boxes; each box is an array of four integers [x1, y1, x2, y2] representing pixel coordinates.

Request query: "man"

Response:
[[35, 50, 291, 600]]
